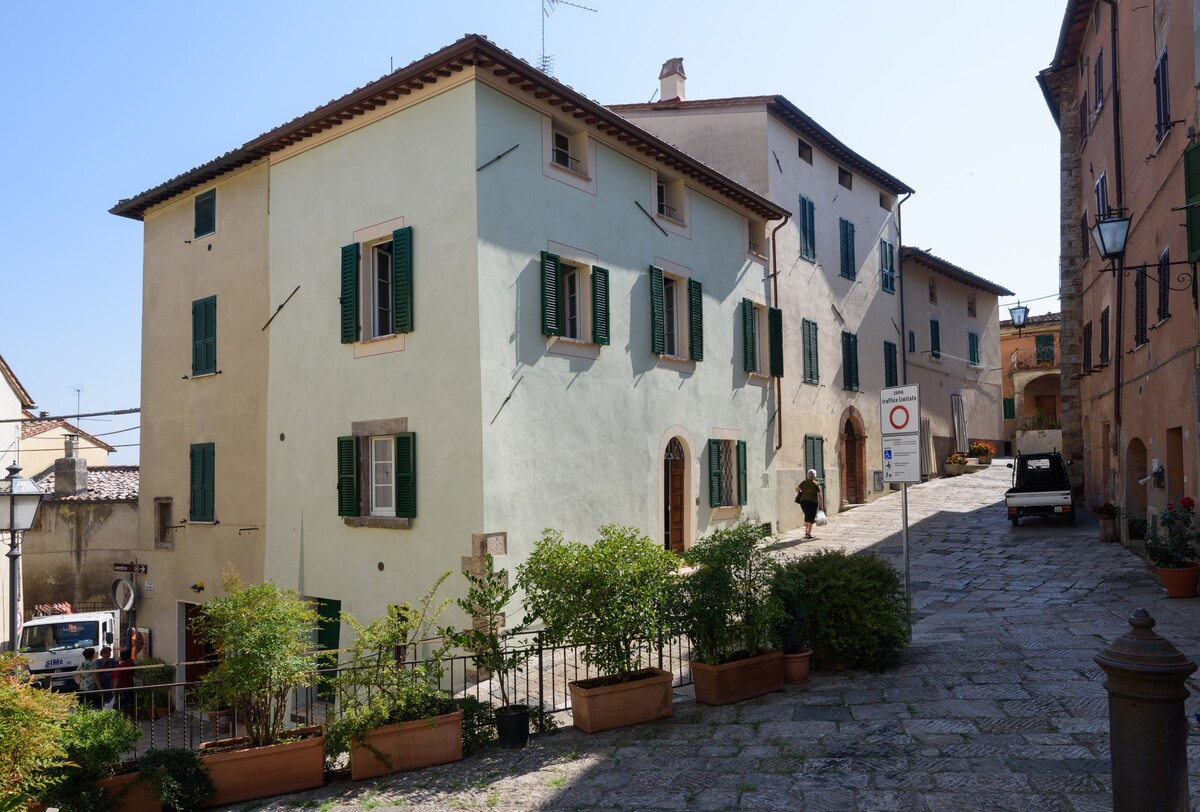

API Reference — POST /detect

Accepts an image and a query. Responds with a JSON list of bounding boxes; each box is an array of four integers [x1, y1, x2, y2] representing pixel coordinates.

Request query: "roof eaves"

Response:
[[900, 246, 1015, 297], [0, 354, 35, 409], [110, 147, 261, 221]]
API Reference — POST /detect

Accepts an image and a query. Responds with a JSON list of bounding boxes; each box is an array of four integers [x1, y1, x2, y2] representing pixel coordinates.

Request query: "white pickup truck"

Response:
[[1005, 452, 1075, 526], [18, 610, 121, 691]]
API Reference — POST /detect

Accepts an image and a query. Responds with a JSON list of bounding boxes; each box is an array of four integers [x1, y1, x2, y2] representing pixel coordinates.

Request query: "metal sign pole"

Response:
[[902, 482, 911, 640]]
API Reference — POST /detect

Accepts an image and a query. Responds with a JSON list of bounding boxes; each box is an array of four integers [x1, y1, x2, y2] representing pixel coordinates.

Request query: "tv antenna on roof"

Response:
[[540, 0, 597, 75]]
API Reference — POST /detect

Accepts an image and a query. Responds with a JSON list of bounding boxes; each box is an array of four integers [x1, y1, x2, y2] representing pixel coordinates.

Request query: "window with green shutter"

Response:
[[394, 432, 417, 519], [192, 296, 217, 376], [391, 227, 413, 334], [340, 243, 360, 344], [768, 306, 784, 378], [880, 239, 895, 293], [884, 341, 898, 388], [839, 219, 856, 279], [687, 278, 703, 361], [1035, 333, 1055, 363], [650, 265, 666, 354], [708, 438, 745, 509], [592, 266, 610, 345], [742, 299, 757, 373], [802, 318, 819, 384], [841, 331, 859, 391], [799, 196, 816, 261], [336, 431, 417, 521], [189, 443, 215, 522], [930, 319, 941, 359], [194, 189, 216, 238], [736, 440, 747, 506], [1003, 398, 1015, 420], [541, 251, 562, 336], [1186, 141, 1200, 261], [804, 435, 825, 486], [708, 438, 722, 508], [336, 437, 359, 517], [968, 332, 981, 366]]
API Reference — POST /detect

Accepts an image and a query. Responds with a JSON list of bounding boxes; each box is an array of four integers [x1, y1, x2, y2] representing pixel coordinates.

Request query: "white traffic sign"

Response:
[[882, 434, 921, 483], [880, 385, 921, 436]]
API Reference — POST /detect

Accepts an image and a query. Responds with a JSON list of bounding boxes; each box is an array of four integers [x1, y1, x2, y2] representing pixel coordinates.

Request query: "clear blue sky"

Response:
[[0, 1, 1066, 464]]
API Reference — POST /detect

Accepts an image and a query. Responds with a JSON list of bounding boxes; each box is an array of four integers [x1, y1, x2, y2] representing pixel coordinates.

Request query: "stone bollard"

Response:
[[1094, 608, 1197, 812]]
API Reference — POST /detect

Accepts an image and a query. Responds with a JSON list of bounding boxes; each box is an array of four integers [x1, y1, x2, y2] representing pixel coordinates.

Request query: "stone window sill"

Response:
[[344, 516, 414, 530]]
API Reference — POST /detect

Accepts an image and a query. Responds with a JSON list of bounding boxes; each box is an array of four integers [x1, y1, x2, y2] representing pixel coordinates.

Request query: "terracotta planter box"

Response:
[[568, 667, 673, 733], [691, 649, 784, 706], [97, 770, 162, 812], [199, 726, 324, 807], [1159, 563, 1200, 599], [782, 649, 813, 687], [349, 710, 463, 781]]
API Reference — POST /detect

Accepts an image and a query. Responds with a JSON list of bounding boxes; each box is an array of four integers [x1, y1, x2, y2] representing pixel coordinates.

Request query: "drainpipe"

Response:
[[1100, 0, 1125, 428], [769, 214, 791, 451], [896, 191, 914, 385]]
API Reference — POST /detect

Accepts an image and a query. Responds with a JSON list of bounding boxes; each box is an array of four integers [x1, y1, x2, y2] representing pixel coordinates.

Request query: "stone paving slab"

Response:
[[224, 462, 1200, 810]]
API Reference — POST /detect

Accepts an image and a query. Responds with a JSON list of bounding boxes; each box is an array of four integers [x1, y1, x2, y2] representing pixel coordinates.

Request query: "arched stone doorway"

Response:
[[663, 437, 686, 553], [839, 409, 867, 508]]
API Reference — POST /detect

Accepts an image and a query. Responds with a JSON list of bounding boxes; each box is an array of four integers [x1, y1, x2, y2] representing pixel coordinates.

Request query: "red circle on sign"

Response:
[[889, 405, 910, 431]]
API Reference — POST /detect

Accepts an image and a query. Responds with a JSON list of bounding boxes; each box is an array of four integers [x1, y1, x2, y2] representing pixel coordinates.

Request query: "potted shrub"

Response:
[[944, 453, 968, 477], [1, 652, 75, 811], [39, 706, 149, 812], [137, 749, 213, 812], [1145, 497, 1200, 598], [325, 572, 467, 780], [968, 440, 996, 464], [788, 549, 910, 671], [1097, 502, 1120, 543], [191, 568, 324, 807], [445, 554, 534, 749], [133, 658, 174, 720], [680, 522, 784, 705], [769, 560, 813, 686], [516, 524, 680, 733]]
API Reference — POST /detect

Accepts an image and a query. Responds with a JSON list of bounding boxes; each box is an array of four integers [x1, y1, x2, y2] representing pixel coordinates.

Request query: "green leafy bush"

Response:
[[681, 522, 782, 665], [191, 568, 319, 748], [788, 549, 910, 671], [0, 652, 75, 812], [40, 706, 142, 812], [1145, 497, 1199, 568], [769, 560, 810, 654], [137, 748, 213, 812], [517, 524, 680, 682], [325, 572, 456, 766]]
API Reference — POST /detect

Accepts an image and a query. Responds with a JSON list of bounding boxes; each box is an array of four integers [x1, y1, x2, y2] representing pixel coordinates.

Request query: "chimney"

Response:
[[54, 446, 87, 498], [659, 58, 686, 103], [64, 434, 79, 458]]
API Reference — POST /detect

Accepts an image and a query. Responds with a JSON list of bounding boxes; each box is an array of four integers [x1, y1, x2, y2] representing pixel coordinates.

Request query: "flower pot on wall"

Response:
[[944, 464, 965, 477], [349, 711, 463, 781], [567, 667, 673, 733], [975, 455, 993, 465], [199, 726, 324, 808], [691, 650, 785, 706], [1158, 563, 1200, 599]]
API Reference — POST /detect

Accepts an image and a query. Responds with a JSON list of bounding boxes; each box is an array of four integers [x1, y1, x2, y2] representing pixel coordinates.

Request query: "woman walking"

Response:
[[795, 469, 824, 540]]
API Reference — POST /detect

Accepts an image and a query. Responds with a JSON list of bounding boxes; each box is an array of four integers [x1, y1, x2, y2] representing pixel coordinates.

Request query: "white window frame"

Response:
[[369, 436, 395, 516], [351, 216, 407, 357], [547, 242, 603, 359], [367, 239, 394, 340]]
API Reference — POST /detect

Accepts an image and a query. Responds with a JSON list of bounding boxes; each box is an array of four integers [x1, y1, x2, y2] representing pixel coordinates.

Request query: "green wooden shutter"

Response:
[[849, 333, 859, 390], [1003, 397, 1015, 420], [969, 332, 980, 365], [708, 438, 722, 508], [804, 435, 826, 486], [650, 265, 666, 354], [192, 296, 216, 375], [687, 278, 703, 361], [768, 306, 784, 377], [336, 436, 359, 517], [802, 318, 819, 384], [842, 331, 859, 391], [592, 266, 610, 345], [736, 440, 747, 506], [804, 197, 816, 260], [541, 251, 562, 336], [839, 219, 856, 279], [340, 243, 360, 344], [392, 227, 413, 334], [930, 319, 941, 359], [742, 299, 757, 372], [1186, 142, 1200, 261], [194, 189, 216, 238], [1035, 333, 1055, 362], [189, 443, 214, 522], [395, 432, 417, 519], [884, 341, 898, 388]]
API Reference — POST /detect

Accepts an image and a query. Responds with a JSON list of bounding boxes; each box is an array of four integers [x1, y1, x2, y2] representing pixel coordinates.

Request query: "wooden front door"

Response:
[[664, 438, 686, 553], [183, 602, 214, 700], [843, 421, 862, 504]]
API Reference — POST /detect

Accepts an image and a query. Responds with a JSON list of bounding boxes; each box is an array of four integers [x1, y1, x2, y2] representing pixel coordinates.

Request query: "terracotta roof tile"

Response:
[[34, 465, 139, 502]]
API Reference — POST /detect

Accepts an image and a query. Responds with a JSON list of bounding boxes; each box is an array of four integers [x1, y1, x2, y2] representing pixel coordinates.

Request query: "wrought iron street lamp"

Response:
[[1008, 302, 1030, 336], [1090, 211, 1132, 265], [1, 463, 45, 651]]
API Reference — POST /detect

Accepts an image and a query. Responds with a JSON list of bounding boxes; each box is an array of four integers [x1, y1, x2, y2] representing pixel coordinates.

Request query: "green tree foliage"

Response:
[[0, 652, 75, 812], [40, 707, 142, 812], [517, 524, 680, 682], [191, 568, 319, 747]]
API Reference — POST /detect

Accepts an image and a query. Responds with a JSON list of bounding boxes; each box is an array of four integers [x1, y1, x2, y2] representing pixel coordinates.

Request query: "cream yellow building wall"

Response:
[[135, 161, 271, 661], [19, 425, 110, 478]]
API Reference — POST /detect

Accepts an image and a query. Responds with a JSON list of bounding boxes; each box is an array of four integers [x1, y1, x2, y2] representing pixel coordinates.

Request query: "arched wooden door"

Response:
[[843, 420, 864, 505], [663, 438, 686, 553]]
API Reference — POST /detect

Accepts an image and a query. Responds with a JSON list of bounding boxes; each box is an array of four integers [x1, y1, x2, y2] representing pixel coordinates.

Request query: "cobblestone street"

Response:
[[233, 462, 1200, 811]]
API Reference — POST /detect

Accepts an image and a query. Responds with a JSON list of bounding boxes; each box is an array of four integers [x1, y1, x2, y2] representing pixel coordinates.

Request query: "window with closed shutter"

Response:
[[804, 435, 825, 485], [1083, 322, 1093, 372], [930, 319, 941, 359], [1154, 48, 1171, 141], [1035, 333, 1055, 363], [1003, 398, 1015, 420], [742, 299, 757, 373], [194, 189, 216, 238], [884, 341, 898, 388], [1100, 307, 1111, 363], [189, 443, 215, 522], [1134, 264, 1148, 344], [802, 319, 819, 384], [839, 219, 856, 279], [687, 278, 703, 361], [841, 331, 859, 391], [799, 196, 816, 261], [768, 307, 784, 378], [880, 240, 895, 293], [191, 296, 217, 376], [1157, 249, 1170, 322], [968, 332, 980, 366], [1186, 143, 1200, 261]]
